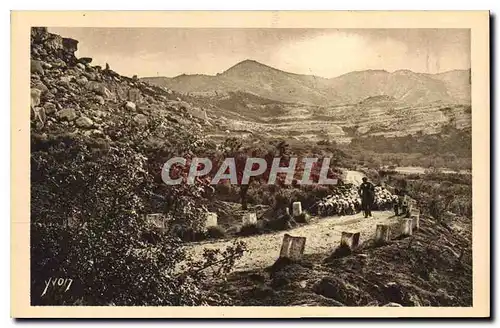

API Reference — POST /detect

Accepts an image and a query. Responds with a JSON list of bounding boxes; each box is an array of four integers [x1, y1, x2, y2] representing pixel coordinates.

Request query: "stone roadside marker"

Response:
[[401, 196, 412, 217], [145, 213, 166, 229], [340, 231, 361, 250], [401, 218, 413, 236], [375, 224, 391, 244], [410, 209, 420, 230], [242, 212, 257, 225], [205, 212, 218, 229]]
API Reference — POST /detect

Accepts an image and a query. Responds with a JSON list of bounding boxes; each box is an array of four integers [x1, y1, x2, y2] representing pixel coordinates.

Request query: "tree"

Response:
[[31, 134, 246, 306]]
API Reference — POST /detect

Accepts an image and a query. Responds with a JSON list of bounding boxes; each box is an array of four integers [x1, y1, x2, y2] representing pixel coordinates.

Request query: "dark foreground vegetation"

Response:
[[346, 126, 472, 171]]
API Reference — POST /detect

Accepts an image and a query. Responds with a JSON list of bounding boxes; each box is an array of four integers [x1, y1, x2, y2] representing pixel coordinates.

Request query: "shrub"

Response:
[[395, 171, 472, 220], [206, 226, 227, 239], [238, 223, 261, 236]]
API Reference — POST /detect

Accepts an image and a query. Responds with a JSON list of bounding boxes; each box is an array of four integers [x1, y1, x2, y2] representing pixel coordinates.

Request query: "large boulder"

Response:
[[75, 116, 94, 128], [44, 34, 64, 52], [167, 100, 192, 112], [99, 87, 113, 99], [30, 88, 42, 108], [133, 114, 148, 126], [53, 58, 67, 68], [32, 81, 48, 94], [83, 71, 96, 81], [189, 107, 209, 123], [124, 101, 136, 111], [178, 101, 192, 111], [78, 57, 92, 65], [128, 88, 141, 102], [60, 75, 74, 85], [86, 81, 113, 99], [95, 95, 105, 105], [313, 277, 345, 301], [76, 76, 88, 86], [57, 108, 78, 121], [62, 37, 78, 54], [357, 126, 371, 135], [113, 85, 129, 101], [76, 63, 86, 71], [43, 102, 57, 115], [32, 107, 47, 126]]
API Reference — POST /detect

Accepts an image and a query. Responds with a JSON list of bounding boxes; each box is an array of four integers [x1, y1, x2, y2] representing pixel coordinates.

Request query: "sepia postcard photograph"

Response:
[[11, 10, 490, 318]]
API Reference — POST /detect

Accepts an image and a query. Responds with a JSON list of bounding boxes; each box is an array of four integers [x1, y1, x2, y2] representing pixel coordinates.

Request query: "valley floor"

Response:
[[209, 215, 472, 307], [393, 166, 472, 175]]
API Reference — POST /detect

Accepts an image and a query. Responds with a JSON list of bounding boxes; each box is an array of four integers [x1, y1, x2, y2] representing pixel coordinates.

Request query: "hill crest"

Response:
[[142, 60, 470, 106]]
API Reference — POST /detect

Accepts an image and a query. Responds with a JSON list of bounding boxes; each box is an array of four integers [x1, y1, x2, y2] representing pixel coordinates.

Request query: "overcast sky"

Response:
[[49, 27, 470, 79]]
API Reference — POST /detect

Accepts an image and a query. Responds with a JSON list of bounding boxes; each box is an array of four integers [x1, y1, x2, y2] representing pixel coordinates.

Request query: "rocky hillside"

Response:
[[143, 60, 333, 106], [142, 60, 471, 144], [329, 69, 470, 105], [30, 28, 259, 307], [142, 60, 471, 106]]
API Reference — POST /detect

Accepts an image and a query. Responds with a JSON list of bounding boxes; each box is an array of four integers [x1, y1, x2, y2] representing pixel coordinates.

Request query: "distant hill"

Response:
[[142, 60, 334, 106], [142, 60, 471, 106], [429, 69, 472, 104]]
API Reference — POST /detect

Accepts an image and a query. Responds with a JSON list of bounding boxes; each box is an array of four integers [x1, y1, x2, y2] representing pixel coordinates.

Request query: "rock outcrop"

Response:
[[143, 60, 471, 107]]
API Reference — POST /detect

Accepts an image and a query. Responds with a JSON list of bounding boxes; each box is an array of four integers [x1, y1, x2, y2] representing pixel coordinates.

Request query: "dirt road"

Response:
[[184, 211, 398, 272], [183, 170, 395, 272]]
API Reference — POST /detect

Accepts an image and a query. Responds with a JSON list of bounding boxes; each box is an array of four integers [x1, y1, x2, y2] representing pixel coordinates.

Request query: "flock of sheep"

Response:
[[314, 185, 398, 217]]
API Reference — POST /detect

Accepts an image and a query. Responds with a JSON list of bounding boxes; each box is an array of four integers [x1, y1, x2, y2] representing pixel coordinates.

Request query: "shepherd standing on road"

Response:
[[358, 177, 375, 218]]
